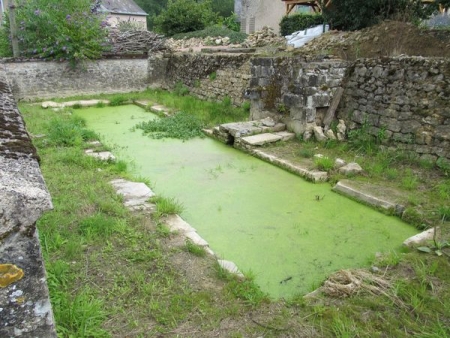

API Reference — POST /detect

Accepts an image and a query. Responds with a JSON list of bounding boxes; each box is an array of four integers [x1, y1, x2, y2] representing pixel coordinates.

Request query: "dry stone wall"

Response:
[[339, 57, 450, 162], [0, 72, 56, 336], [1, 58, 148, 101], [247, 56, 348, 134], [150, 52, 253, 105]]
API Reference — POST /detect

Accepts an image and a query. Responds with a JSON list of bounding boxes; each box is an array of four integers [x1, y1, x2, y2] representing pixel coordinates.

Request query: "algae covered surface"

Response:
[[77, 105, 417, 298]]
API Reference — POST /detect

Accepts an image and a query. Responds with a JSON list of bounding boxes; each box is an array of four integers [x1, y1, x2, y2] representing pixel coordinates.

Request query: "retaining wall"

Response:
[[1, 58, 148, 101], [149, 52, 253, 105], [339, 57, 450, 162]]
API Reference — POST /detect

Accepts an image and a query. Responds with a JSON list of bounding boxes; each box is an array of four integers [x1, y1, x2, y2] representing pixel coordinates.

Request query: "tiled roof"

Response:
[[99, 0, 147, 16]]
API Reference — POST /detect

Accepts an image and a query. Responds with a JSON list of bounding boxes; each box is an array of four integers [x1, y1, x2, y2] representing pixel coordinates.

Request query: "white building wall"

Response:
[[240, 0, 285, 35], [107, 14, 147, 30]]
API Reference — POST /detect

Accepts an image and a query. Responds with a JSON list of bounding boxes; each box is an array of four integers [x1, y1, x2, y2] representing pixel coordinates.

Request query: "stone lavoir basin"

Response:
[[76, 105, 417, 299]]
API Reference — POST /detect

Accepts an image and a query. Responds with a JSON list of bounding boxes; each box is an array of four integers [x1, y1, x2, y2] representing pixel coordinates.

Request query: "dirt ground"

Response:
[[291, 20, 450, 59]]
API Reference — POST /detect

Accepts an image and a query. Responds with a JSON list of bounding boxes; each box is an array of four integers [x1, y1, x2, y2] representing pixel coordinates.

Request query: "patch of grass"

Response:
[[401, 169, 419, 190], [109, 95, 128, 106], [95, 101, 106, 108], [173, 81, 190, 96], [209, 72, 217, 81], [185, 239, 207, 257], [314, 156, 334, 171], [150, 195, 184, 219], [299, 147, 314, 158], [134, 111, 205, 141], [46, 114, 98, 147]]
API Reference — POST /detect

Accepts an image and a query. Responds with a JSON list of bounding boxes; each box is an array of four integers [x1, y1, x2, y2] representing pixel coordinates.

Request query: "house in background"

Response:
[[99, 0, 148, 30], [237, 0, 285, 34], [0, 0, 11, 23]]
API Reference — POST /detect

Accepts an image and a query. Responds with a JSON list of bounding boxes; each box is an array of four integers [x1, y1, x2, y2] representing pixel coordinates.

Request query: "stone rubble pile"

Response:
[[166, 36, 233, 49], [242, 26, 286, 48]]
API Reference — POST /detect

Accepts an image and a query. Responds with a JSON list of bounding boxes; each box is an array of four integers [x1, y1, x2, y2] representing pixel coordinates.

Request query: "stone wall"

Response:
[[0, 72, 56, 336], [1, 58, 148, 101], [247, 56, 348, 134], [339, 57, 450, 162], [150, 52, 253, 105]]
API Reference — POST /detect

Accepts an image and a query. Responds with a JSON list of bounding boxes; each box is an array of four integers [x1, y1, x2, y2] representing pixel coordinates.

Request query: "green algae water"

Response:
[[77, 105, 417, 299]]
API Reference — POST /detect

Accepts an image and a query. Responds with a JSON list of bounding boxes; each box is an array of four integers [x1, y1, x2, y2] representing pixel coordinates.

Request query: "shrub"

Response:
[[279, 13, 324, 36], [0, 0, 109, 65], [154, 0, 217, 36], [323, 0, 435, 31]]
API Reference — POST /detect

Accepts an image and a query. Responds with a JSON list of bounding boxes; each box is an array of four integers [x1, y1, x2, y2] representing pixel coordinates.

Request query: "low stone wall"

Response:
[[0, 73, 56, 336], [149, 52, 253, 105], [1, 58, 148, 101], [339, 57, 450, 162]]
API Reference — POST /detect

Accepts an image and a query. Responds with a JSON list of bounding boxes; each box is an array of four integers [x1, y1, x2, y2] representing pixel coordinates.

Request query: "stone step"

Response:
[[241, 133, 283, 146], [241, 131, 296, 146], [218, 117, 286, 138]]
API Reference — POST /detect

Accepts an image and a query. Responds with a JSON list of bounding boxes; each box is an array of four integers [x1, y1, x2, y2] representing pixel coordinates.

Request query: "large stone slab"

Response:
[[110, 179, 155, 208], [218, 260, 244, 278], [241, 133, 282, 146], [333, 181, 400, 213], [403, 227, 440, 247], [41, 99, 109, 109]]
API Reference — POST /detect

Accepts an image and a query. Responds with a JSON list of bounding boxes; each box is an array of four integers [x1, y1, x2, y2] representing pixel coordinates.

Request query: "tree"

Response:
[[323, 0, 436, 31], [0, 0, 108, 64], [134, 0, 168, 30], [153, 0, 217, 36]]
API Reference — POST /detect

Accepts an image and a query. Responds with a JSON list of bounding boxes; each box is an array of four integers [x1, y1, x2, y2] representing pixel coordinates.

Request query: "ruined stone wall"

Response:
[[153, 52, 253, 105], [1, 58, 148, 101], [247, 56, 348, 134], [339, 57, 450, 162]]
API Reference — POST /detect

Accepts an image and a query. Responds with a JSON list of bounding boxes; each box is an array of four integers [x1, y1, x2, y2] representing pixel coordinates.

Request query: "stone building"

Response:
[[99, 0, 148, 30]]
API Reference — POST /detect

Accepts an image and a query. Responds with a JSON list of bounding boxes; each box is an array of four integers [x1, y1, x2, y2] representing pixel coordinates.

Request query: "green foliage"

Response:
[[0, 0, 109, 64], [217, 13, 240, 32], [52, 290, 108, 337], [211, 0, 234, 18], [279, 13, 324, 36], [150, 195, 184, 218], [172, 25, 247, 43], [154, 0, 217, 36], [185, 239, 207, 257], [134, 0, 168, 30], [135, 111, 205, 141], [323, 0, 436, 31], [314, 156, 334, 171], [46, 115, 98, 147], [109, 95, 128, 106], [173, 81, 190, 96], [225, 273, 269, 306], [347, 120, 385, 154], [79, 213, 119, 239]]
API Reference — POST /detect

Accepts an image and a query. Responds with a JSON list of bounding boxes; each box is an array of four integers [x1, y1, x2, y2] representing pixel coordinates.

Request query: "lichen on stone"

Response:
[[0, 264, 24, 288]]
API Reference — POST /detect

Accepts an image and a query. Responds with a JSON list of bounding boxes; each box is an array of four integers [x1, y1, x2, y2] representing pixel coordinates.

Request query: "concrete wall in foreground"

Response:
[[1, 58, 148, 101]]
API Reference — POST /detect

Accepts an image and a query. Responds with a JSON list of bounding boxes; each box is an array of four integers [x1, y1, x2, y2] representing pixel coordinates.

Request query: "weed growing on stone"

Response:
[[314, 156, 334, 172], [109, 95, 128, 106], [185, 239, 207, 257], [150, 195, 184, 219]]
